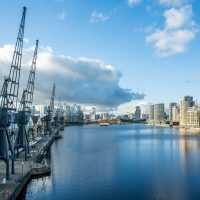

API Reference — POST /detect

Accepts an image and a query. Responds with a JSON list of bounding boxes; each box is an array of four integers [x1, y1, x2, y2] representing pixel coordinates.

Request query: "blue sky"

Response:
[[0, 0, 199, 113]]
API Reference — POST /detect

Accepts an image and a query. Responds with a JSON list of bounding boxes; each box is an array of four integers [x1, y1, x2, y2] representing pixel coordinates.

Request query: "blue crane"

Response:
[[14, 40, 39, 161], [0, 7, 26, 179], [43, 83, 56, 135]]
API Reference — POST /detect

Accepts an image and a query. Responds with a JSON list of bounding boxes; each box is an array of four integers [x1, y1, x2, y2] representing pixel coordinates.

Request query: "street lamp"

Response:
[[21, 162, 24, 178], [30, 153, 33, 169], [2, 178, 6, 194]]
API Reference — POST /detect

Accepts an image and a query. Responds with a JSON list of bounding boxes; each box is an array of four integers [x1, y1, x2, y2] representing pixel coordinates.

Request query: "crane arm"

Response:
[[20, 40, 39, 112]]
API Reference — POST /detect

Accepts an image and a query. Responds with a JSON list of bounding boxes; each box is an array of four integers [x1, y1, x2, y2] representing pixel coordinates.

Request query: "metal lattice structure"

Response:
[[0, 7, 26, 179], [44, 83, 55, 135], [54, 97, 61, 128], [14, 40, 39, 161]]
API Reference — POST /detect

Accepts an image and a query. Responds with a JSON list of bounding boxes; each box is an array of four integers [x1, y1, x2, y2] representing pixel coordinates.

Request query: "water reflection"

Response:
[[22, 124, 200, 200]]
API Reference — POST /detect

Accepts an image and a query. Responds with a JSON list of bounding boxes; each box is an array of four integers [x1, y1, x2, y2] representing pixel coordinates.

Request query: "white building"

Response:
[[172, 105, 179, 122], [179, 96, 194, 127], [169, 102, 177, 121], [187, 106, 200, 128], [31, 104, 47, 116], [90, 107, 96, 121]]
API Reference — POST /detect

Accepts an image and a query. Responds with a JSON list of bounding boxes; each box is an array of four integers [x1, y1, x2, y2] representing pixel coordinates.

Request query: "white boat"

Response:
[[99, 122, 109, 126]]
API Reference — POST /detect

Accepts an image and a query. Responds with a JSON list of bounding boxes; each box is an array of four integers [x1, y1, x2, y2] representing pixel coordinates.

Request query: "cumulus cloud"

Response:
[[146, 5, 198, 57], [146, 29, 195, 56], [164, 5, 193, 29], [0, 44, 144, 109], [127, 0, 142, 6], [116, 100, 150, 115], [90, 10, 109, 23], [23, 37, 29, 44]]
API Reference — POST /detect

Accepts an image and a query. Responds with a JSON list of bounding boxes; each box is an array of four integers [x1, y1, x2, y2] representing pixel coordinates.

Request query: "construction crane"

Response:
[[0, 7, 26, 179], [54, 97, 61, 128], [14, 40, 39, 161], [43, 83, 55, 135]]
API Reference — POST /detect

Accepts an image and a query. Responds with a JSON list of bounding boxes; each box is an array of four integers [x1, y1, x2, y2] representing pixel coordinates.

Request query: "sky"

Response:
[[0, 0, 199, 114]]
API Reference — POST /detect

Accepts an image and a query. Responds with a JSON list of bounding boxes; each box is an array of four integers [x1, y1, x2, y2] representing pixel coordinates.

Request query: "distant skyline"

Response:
[[0, 0, 199, 113]]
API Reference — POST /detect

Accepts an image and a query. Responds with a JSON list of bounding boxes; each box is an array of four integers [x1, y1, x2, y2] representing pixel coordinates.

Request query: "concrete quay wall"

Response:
[[0, 132, 62, 200]]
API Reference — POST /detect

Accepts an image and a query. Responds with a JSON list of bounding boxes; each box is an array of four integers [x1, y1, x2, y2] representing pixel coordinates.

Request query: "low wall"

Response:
[[0, 165, 51, 200]]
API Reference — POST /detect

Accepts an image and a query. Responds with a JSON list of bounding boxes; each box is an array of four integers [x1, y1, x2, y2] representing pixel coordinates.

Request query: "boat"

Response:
[[99, 122, 109, 126], [99, 120, 110, 126], [120, 118, 146, 123]]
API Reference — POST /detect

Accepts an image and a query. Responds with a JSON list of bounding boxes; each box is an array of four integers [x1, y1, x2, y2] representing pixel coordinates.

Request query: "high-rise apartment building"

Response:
[[134, 106, 141, 119], [179, 96, 195, 126], [187, 106, 200, 128], [172, 105, 179, 122], [149, 105, 154, 122], [31, 104, 48, 116], [90, 107, 96, 121], [66, 104, 84, 123], [154, 104, 165, 122], [169, 102, 177, 121], [65, 105, 71, 114]]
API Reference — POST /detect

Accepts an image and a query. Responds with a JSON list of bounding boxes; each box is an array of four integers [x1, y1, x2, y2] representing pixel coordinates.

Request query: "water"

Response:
[[21, 124, 200, 200]]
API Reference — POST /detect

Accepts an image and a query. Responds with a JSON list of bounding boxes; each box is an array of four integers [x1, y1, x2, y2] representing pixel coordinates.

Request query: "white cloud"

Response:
[[164, 5, 192, 29], [158, 0, 187, 7], [23, 37, 29, 44], [128, 0, 142, 6], [0, 44, 145, 109], [90, 10, 109, 23], [146, 5, 198, 57], [58, 11, 66, 20], [116, 100, 150, 115], [146, 29, 195, 57]]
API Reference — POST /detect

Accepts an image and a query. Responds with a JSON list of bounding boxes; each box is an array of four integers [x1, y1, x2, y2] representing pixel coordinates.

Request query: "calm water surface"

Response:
[[22, 124, 200, 200]]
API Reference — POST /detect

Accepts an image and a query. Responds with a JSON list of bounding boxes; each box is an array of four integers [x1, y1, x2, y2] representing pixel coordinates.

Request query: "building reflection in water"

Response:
[[23, 125, 200, 200]]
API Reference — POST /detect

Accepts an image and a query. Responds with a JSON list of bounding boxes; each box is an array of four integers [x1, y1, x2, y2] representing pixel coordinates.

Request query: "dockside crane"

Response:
[[0, 7, 26, 179], [44, 83, 55, 135], [54, 97, 61, 129], [14, 40, 39, 161]]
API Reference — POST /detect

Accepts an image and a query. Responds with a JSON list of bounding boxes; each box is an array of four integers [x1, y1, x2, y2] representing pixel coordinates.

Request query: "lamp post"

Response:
[[2, 178, 6, 194], [30, 153, 33, 169], [21, 162, 24, 179]]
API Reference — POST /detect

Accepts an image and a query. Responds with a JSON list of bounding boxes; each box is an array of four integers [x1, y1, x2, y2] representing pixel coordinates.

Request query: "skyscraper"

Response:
[[149, 105, 154, 122], [154, 104, 165, 122], [179, 96, 195, 126], [172, 105, 179, 122], [134, 106, 141, 119], [91, 107, 96, 121], [169, 102, 177, 121]]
